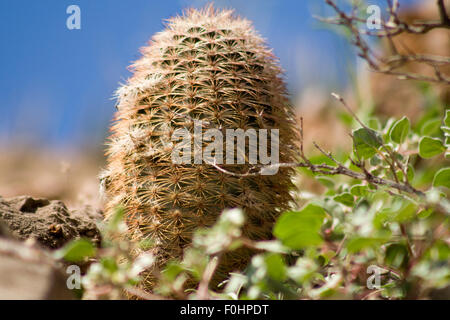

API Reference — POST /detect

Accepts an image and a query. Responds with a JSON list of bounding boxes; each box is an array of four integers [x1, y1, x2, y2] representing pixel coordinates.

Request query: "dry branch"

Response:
[[320, 0, 450, 84]]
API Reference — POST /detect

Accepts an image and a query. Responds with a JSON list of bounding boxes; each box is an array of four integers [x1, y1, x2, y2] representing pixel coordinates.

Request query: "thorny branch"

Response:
[[211, 147, 424, 196], [211, 93, 425, 197], [319, 0, 450, 84]]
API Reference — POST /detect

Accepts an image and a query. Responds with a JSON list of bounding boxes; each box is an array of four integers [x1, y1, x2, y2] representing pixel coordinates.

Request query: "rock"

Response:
[[0, 232, 75, 299], [0, 195, 102, 249], [0, 218, 12, 238], [0, 196, 103, 299], [0, 195, 103, 299]]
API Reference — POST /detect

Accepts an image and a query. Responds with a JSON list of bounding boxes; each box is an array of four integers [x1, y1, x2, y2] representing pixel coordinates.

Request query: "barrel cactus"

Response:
[[102, 5, 298, 290]]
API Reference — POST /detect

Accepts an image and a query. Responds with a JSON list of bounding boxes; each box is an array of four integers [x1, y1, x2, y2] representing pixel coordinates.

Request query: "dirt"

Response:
[[0, 195, 104, 299], [0, 195, 102, 249]]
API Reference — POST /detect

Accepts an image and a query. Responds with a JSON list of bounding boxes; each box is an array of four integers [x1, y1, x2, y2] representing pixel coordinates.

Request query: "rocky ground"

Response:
[[0, 195, 102, 299]]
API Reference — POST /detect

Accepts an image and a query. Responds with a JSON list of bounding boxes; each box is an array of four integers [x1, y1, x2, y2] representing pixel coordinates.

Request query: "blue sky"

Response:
[[0, 0, 420, 149]]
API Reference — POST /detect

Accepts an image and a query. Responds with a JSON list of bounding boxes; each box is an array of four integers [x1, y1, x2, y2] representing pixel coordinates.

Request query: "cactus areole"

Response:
[[102, 6, 298, 288]]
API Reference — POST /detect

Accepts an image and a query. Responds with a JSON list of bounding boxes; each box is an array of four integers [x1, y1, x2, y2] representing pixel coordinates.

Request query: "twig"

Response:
[[197, 255, 220, 299], [211, 160, 424, 196], [321, 0, 450, 85], [208, 91, 431, 198], [331, 93, 409, 185]]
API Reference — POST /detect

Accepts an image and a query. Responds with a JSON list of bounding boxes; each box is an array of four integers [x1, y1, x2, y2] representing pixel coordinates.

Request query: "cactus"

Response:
[[102, 5, 298, 289]]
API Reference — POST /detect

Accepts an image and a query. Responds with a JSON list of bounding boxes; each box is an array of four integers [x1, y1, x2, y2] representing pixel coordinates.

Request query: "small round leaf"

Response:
[[389, 116, 410, 144], [419, 137, 446, 158], [433, 167, 450, 189]]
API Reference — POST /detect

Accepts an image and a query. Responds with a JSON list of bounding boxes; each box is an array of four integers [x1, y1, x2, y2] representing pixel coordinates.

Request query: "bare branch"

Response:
[[210, 159, 424, 196], [321, 0, 450, 84], [197, 255, 219, 300]]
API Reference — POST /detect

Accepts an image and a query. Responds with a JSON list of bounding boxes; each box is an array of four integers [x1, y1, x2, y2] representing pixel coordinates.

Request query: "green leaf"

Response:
[[396, 165, 414, 182], [350, 184, 369, 197], [396, 200, 418, 222], [428, 240, 450, 261], [407, 165, 415, 182], [54, 239, 96, 262], [396, 201, 418, 222], [346, 237, 386, 253], [375, 199, 418, 223], [353, 128, 383, 159], [101, 257, 119, 273], [390, 116, 410, 144], [162, 262, 185, 281], [338, 111, 353, 127], [316, 176, 335, 189], [317, 251, 335, 266], [265, 253, 287, 281], [420, 118, 441, 136], [369, 155, 382, 166], [417, 208, 433, 219], [368, 118, 381, 131], [385, 244, 409, 269], [274, 204, 326, 249], [333, 192, 354, 206], [433, 167, 450, 189], [419, 137, 446, 158]]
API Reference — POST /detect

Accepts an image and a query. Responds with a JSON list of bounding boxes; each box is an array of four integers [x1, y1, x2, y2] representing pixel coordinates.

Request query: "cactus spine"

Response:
[[103, 5, 298, 289]]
